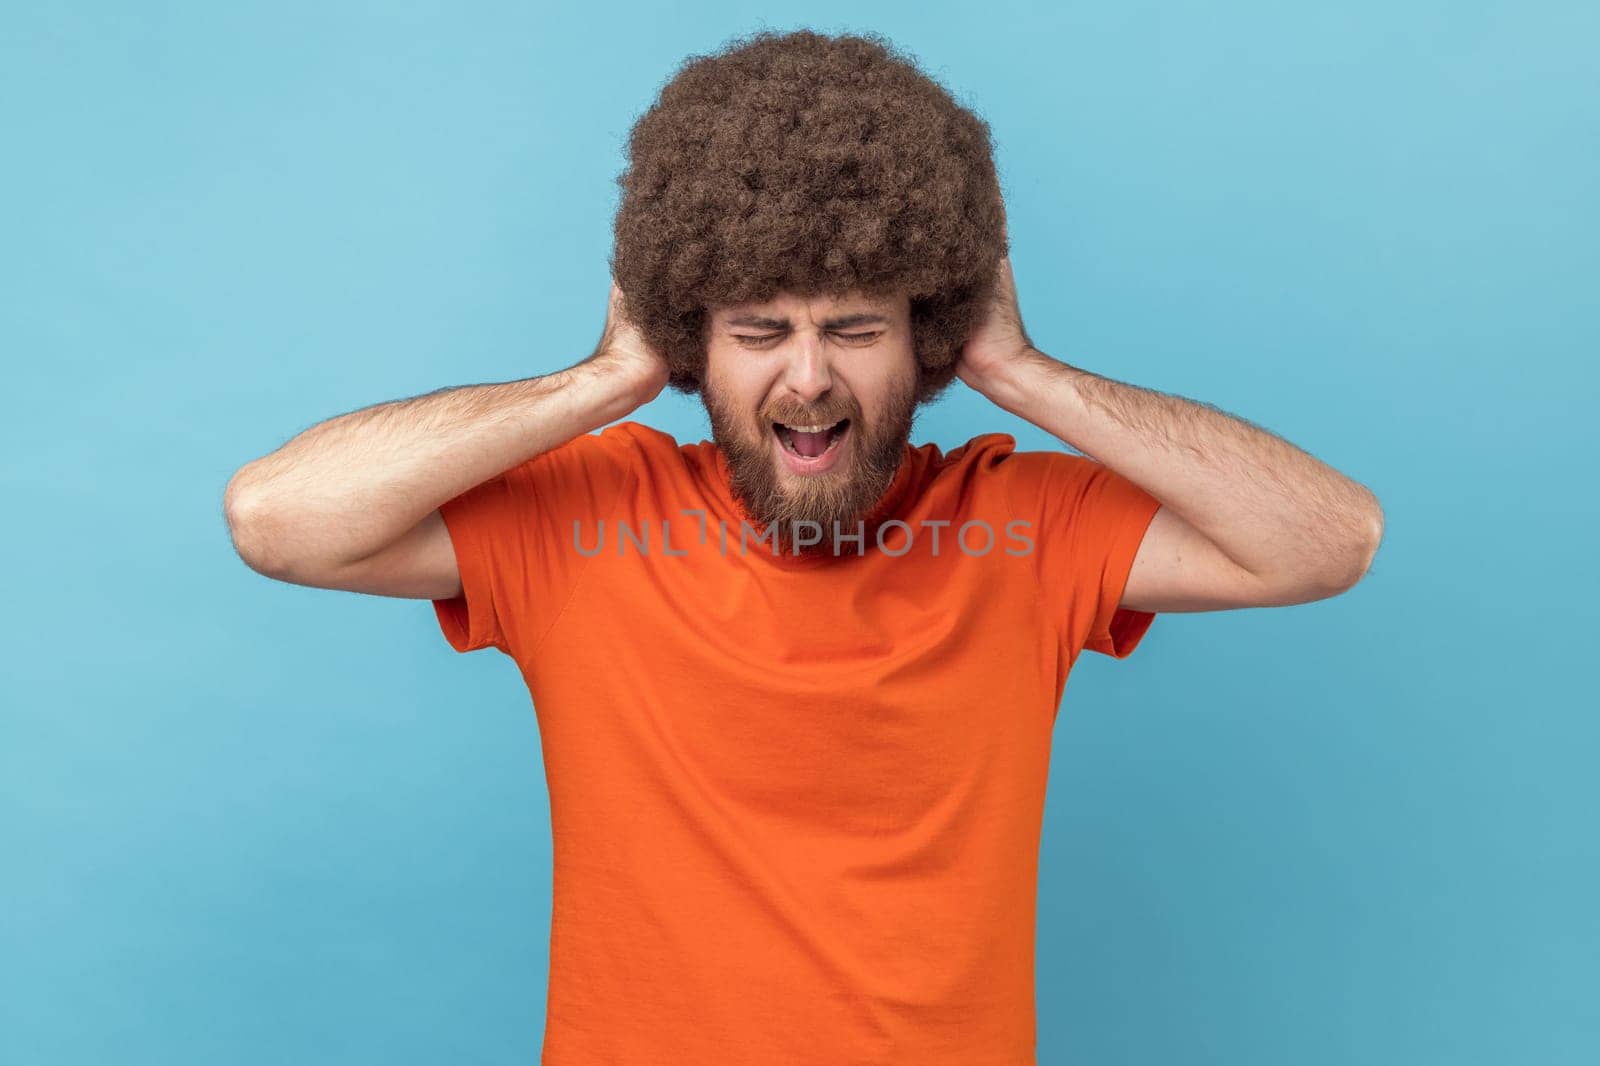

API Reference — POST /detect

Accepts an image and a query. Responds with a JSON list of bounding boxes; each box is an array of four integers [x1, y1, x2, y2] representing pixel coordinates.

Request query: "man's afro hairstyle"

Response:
[[609, 28, 1011, 406]]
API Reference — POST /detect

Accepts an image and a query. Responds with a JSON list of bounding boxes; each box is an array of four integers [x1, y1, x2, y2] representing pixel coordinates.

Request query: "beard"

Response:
[[704, 373, 918, 557]]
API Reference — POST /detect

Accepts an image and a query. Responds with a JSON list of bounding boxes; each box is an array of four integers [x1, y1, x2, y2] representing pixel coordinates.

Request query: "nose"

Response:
[[780, 333, 833, 405]]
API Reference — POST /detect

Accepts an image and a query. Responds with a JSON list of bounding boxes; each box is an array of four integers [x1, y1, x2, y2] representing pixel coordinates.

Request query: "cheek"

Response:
[[855, 366, 915, 413], [705, 369, 768, 428], [848, 344, 916, 396], [712, 368, 776, 417]]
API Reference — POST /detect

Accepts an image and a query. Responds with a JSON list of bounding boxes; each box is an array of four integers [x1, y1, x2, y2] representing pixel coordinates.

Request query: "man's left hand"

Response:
[[954, 256, 1051, 407]]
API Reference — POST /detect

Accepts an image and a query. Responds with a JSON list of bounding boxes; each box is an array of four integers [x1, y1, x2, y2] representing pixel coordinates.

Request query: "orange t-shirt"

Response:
[[432, 419, 1162, 1065]]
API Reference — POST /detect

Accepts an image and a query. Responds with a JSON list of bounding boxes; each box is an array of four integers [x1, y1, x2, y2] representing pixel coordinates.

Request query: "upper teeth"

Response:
[[782, 423, 836, 433]]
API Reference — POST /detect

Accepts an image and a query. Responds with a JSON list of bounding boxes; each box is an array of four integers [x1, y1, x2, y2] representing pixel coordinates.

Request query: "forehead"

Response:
[[709, 290, 901, 325]]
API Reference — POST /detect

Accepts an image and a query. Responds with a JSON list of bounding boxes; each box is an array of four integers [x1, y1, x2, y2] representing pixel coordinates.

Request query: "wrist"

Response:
[[557, 360, 655, 427], [981, 346, 1059, 415]]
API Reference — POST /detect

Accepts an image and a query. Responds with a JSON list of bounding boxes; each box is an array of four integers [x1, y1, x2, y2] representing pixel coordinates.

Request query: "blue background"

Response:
[[4, 2, 1595, 1063]]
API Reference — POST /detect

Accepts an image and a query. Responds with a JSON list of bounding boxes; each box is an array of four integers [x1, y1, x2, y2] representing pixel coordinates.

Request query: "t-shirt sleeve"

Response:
[[1004, 448, 1164, 662], [431, 423, 635, 657]]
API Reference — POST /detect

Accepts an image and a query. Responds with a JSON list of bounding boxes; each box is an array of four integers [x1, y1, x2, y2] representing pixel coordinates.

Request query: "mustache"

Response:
[[764, 407, 855, 426]]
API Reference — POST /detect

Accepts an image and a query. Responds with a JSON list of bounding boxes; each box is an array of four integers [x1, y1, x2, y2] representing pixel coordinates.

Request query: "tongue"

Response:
[[790, 427, 831, 458]]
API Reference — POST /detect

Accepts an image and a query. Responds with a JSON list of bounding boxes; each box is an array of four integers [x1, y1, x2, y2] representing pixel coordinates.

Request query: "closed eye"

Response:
[[733, 331, 883, 346]]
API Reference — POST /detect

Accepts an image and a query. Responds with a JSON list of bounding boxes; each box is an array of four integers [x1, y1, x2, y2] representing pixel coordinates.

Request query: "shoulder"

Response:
[[974, 433, 1110, 479], [537, 419, 679, 469], [495, 420, 669, 495], [930, 431, 1096, 490], [601, 419, 678, 448], [927, 434, 1129, 523], [937, 430, 1016, 468], [582, 419, 708, 494]]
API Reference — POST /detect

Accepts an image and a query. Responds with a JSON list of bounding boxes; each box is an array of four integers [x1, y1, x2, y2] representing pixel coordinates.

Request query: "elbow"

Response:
[[1269, 494, 1384, 603], [1356, 497, 1386, 580], [1320, 493, 1386, 596], [223, 469, 294, 580], [1347, 491, 1386, 585]]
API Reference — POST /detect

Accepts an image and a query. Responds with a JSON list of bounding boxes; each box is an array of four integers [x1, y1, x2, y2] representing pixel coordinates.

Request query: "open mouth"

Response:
[[772, 418, 850, 460]]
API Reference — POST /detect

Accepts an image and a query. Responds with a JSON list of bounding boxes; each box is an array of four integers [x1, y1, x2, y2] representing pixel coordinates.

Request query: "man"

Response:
[[224, 28, 1382, 1066]]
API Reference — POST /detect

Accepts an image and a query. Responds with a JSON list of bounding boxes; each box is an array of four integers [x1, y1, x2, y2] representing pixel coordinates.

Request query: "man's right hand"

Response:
[[582, 279, 671, 408]]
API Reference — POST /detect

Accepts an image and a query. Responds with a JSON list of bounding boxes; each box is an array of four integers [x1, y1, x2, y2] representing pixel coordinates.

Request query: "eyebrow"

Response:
[[723, 312, 891, 331]]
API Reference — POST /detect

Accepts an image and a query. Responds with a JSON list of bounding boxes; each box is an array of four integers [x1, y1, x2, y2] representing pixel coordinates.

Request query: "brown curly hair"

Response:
[[609, 28, 1010, 406]]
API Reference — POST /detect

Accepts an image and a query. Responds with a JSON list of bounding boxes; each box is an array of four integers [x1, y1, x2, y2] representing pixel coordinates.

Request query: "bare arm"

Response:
[[956, 257, 1384, 612], [993, 355, 1384, 609], [223, 281, 668, 598]]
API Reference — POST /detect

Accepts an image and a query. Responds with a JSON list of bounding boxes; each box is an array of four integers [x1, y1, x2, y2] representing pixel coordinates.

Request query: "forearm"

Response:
[[224, 359, 645, 577], [988, 349, 1384, 589]]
